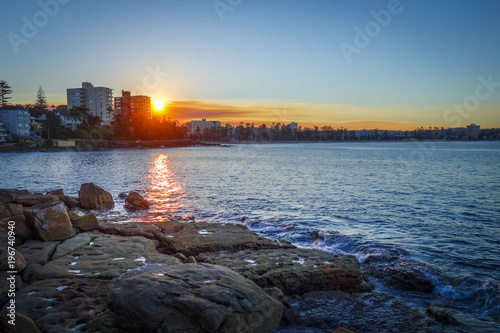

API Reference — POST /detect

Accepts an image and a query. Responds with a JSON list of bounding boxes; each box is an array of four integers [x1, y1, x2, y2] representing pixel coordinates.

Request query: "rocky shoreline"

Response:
[[0, 184, 468, 332]]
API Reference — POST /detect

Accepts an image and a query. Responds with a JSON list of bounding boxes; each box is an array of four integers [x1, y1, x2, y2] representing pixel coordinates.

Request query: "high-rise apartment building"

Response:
[[67, 82, 114, 124], [114, 90, 151, 121]]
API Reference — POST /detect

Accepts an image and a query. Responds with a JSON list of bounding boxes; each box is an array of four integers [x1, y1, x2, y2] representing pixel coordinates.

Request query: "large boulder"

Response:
[[24, 202, 74, 242], [109, 263, 283, 333], [363, 260, 434, 292], [78, 183, 114, 210], [124, 192, 150, 211], [1, 215, 35, 241], [71, 213, 99, 231], [0, 189, 30, 203], [198, 248, 371, 294]]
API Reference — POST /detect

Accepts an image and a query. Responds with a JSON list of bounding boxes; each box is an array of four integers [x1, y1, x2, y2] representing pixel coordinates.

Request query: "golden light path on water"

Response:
[[142, 153, 187, 222]]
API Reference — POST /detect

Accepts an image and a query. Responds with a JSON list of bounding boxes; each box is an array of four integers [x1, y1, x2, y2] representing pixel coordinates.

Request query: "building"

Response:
[[466, 124, 480, 140], [0, 121, 7, 142], [188, 119, 221, 134], [114, 90, 151, 121], [67, 82, 114, 124], [0, 107, 31, 142]]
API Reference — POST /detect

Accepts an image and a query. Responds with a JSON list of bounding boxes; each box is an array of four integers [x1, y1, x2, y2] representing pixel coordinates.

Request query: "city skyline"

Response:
[[1, 0, 500, 130]]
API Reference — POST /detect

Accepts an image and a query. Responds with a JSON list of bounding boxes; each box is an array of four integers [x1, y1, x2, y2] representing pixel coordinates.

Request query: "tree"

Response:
[[0, 80, 12, 107], [35, 86, 47, 109]]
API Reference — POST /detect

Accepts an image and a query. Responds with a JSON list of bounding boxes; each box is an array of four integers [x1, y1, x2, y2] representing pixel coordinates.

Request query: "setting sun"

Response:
[[153, 100, 165, 111]]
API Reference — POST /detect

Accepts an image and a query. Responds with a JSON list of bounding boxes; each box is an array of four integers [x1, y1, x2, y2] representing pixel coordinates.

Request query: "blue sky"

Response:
[[1, 0, 499, 129]]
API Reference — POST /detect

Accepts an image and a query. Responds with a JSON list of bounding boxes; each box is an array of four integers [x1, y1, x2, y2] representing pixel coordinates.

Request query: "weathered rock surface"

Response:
[[2, 215, 35, 241], [363, 260, 434, 292], [124, 191, 150, 211], [0, 204, 11, 219], [71, 213, 99, 231], [0, 247, 26, 271], [198, 248, 371, 295], [52, 233, 92, 259], [279, 291, 463, 333], [6, 203, 23, 216], [59, 195, 80, 209], [78, 183, 114, 210], [17, 240, 60, 283], [32, 233, 181, 281], [0, 277, 111, 333], [24, 202, 74, 242], [109, 263, 283, 333], [15, 194, 60, 207], [1, 312, 42, 333], [0, 189, 30, 203], [169, 222, 293, 256]]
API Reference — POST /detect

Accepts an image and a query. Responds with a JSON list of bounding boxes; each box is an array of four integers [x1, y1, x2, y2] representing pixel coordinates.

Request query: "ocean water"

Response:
[[1, 141, 499, 326]]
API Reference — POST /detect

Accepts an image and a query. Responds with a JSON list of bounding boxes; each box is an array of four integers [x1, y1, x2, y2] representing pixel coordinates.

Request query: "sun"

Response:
[[153, 100, 165, 111]]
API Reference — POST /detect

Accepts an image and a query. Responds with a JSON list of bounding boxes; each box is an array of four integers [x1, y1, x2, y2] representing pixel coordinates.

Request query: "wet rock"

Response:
[[60, 195, 80, 209], [0, 313, 42, 333], [124, 191, 150, 211], [15, 194, 60, 207], [425, 306, 460, 326], [78, 183, 114, 210], [363, 261, 434, 292], [24, 202, 74, 242], [170, 222, 293, 257], [0, 189, 30, 203], [280, 291, 453, 333], [31, 234, 181, 281], [17, 240, 60, 283], [109, 263, 283, 333], [71, 213, 99, 231], [52, 233, 92, 259], [118, 192, 128, 199], [197, 248, 371, 295], [0, 277, 111, 333], [6, 203, 23, 216], [46, 189, 64, 196]]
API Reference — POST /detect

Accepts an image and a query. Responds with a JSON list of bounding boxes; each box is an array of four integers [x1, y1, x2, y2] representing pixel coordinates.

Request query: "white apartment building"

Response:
[[0, 121, 7, 142], [67, 82, 114, 124], [188, 119, 221, 134], [0, 107, 31, 139]]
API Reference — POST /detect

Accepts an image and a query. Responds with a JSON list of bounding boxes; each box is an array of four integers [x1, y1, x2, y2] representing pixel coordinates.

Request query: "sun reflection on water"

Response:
[[144, 153, 186, 218]]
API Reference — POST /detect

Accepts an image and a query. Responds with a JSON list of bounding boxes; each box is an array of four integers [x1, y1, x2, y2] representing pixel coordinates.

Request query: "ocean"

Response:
[[1, 141, 499, 327]]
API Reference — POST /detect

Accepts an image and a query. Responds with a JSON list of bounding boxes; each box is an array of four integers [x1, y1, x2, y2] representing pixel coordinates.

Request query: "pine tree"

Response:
[[35, 86, 47, 109], [0, 80, 12, 107]]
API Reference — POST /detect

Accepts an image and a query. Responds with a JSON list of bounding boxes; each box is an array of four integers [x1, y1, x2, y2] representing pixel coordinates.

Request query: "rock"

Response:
[[425, 306, 460, 325], [185, 255, 197, 263], [0, 248, 26, 271], [0, 204, 11, 219], [170, 222, 293, 257], [333, 328, 356, 333], [52, 233, 92, 259], [17, 240, 60, 283], [78, 183, 114, 210], [71, 213, 99, 231], [60, 195, 80, 209], [0, 189, 30, 203], [24, 202, 74, 242], [2, 215, 35, 241], [7, 203, 23, 216], [197, 248, 371, 294], [109, 263, 283, 333], [1, 313, 42, 333], [14, 194, 60, 207], [118, 192, 128, 199], [281, 291, 446, 333], [0, 277, 111, 333], [124, 191, 150, 211], [46, 189, 64, 196], [31, 234, 181, 281], [174, 253, 188, 262], [363, 260, 434, 292]]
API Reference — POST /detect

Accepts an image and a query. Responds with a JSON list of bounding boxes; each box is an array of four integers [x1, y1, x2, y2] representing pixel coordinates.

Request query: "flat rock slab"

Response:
[[109, 263, 283, 333], [197, 248, 370, 295], [281, 291, 464, 333], [52, 233, 92, 259], [32, 233, 181, 281], [97, 221, 184, 243], [0, 277, 111, 333], [17, 240, 60, 283], [169, 222, 294, 257], [15, 194, 60, 207]]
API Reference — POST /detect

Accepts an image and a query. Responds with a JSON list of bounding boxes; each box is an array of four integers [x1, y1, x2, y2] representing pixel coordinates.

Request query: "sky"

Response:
[[1, 0, 500, 130]]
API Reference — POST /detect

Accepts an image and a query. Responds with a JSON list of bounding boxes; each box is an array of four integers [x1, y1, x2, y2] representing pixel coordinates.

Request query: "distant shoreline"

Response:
[[0, 138, 498, 154]]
